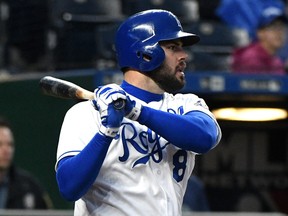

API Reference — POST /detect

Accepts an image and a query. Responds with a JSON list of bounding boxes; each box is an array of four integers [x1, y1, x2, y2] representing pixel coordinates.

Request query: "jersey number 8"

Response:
[[173, 150, 187, 182]]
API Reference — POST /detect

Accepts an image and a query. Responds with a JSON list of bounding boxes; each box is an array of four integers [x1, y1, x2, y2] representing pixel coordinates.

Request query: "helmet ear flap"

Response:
[[136, 43, 165, 72]]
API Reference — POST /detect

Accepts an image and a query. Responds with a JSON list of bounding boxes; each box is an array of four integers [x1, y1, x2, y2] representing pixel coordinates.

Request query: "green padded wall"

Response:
[[0, 72, 96, 209]]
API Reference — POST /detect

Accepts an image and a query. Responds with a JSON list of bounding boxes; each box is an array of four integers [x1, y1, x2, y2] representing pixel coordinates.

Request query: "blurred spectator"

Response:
[[216, 0, 263, 40], [231, 6, 287, 74], [277, 24, 288, 71], [182, 175, 210, 212], [0, 116, 52, 209]]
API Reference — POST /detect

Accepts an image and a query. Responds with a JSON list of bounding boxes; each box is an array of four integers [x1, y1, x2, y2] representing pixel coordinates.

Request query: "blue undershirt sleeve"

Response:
[[56, 133, 112, 201], [138, 106, 218, 154]]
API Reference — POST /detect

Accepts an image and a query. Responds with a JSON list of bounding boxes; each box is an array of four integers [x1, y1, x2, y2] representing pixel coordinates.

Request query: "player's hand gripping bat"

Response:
[[39, 76, 125, 109]]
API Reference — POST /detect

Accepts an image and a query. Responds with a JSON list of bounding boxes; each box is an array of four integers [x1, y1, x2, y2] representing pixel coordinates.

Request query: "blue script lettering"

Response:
[[119, 122, 170, 167], [167, 105, 184, 115]]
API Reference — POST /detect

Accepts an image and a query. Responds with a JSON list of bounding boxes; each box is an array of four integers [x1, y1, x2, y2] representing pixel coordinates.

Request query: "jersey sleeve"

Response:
[[55, 101, 100, 169], [173, 93, 214, 117], [177, 93, 222, 146], [137, 93, 221, 154]]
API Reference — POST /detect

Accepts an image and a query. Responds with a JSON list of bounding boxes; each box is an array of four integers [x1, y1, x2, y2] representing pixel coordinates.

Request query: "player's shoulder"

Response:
[[164, 92, 200, 102], [64, 100, 96, 120], [164, 92, 209, 111], [67, 100, 94, 113], [63, 100, 99, 128]]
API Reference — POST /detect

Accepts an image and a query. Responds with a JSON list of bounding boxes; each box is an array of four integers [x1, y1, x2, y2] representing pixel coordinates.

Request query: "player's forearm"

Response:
[[138, 107, 218, 153], [56, 133, 112, 201]]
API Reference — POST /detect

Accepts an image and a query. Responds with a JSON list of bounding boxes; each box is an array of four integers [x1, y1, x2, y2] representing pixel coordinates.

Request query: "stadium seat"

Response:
[[4, 0, 49, 72], [185, 21, 249, 72], [94, 23, 121, 70], [51, 0, 123, 27], [49, 0, 124, 70], [186, 21, 249, 47], [187, 52, 232, 72], [122, 0, 198, 23]]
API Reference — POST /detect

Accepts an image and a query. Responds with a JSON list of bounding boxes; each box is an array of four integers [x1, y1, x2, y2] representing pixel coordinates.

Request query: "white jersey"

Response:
[[56, 92, 221, 216]]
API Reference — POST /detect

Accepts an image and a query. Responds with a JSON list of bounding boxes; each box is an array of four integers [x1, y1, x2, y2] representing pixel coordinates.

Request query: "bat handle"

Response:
[[113, 99, 125, 110]]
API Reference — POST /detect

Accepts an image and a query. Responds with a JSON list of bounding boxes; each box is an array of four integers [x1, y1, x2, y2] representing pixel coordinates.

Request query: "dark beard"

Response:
[[148, 63, 185, 93]]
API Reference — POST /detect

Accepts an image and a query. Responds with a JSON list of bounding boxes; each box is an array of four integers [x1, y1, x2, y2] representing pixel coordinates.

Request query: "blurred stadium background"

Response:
[[0, 0, 287, 215]]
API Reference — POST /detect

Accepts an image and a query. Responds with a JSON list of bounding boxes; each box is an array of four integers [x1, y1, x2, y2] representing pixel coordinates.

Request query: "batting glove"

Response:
[[125, 96, 142, 121], [93, 84, 126, 137]]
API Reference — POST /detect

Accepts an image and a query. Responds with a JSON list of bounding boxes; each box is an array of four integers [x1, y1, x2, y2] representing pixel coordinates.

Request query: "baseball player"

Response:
[[55, 9, 222, 216]]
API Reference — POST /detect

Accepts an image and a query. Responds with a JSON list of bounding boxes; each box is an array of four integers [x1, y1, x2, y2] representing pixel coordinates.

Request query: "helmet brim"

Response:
[[159, 31, 200, 47], [179, 32, 200, 46]]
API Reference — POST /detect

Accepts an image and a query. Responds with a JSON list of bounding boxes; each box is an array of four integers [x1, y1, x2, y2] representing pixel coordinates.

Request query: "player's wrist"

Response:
[[125, 97, 142, 121], [99, 125, 119, 138], [125, 105, 142, 120]]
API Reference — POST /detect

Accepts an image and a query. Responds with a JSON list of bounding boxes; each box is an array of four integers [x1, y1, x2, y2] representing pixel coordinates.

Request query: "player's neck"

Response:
[[124, 70, 164, 94]]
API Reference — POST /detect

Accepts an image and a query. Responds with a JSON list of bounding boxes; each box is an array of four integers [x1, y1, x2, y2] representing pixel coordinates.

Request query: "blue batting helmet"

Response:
[[115, 9, 200, 72]]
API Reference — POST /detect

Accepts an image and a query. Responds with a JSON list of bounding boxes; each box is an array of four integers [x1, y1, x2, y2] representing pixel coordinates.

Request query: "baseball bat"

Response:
[[39, 76, 125, 109]]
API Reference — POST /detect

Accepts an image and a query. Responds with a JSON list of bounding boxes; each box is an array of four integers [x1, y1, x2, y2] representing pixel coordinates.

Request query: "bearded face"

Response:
[[148, 62, 186, 93], [147, 40, 188, 93]]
